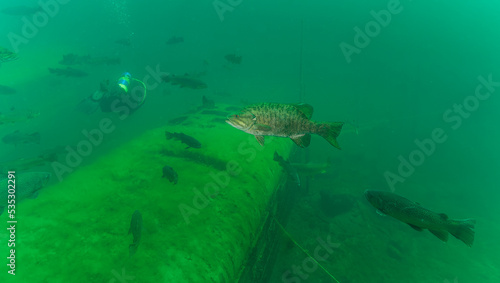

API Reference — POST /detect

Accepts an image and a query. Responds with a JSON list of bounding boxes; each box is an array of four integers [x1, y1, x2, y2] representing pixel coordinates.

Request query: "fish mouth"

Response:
[[226, 114, 253, 131], [225, 114, 240, 126], [225, 115, 235, 126]]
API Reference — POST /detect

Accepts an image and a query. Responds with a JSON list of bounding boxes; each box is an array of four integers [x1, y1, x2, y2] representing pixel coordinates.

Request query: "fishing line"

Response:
[[299, 19, 304, 103], [274, 218, 340, 283]]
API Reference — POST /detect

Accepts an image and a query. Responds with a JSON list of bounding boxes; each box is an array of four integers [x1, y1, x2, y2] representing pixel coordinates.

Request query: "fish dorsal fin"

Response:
[[290, 134, 311, 148], [291, 103, 314, 119], [439, 213, 448, 220], [429, 229, 449, 242], [407, 223, 424, 231]]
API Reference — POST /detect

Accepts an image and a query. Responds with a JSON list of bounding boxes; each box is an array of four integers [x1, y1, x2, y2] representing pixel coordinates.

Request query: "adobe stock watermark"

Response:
[[384, 74, 499, 191], [339, 0, 403, 63], [179, 135, 270, 224], [281, 235, 341, 283], [109, 268, 134, 283], [213, 0, 242, 22], [444, 278, 458, 283], [51, 65, 169, 182], [8, 0, 71, 53]]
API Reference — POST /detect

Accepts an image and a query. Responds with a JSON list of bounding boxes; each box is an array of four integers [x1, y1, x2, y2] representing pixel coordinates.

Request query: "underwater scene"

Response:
[[0, 0, 499, 282]]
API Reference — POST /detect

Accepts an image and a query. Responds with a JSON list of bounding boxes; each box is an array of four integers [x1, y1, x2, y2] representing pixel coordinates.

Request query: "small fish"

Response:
[[161, 74, 207, 89], [0, 85, 16, 95], [162, 165, 178, 184], [48, 67, 88, 77], [166, 36, 184, 45], [364, 190, 476, 247], [273, 152, 300, 186], [0, 109, 40, 125], [128, 210, 143, 256], [2, 130, 41, 146], [0, 47, 18, 64], [0, 172, 51, 215], [165, 132, 201, 149], [224, 54, 242, 64], [226, 103, 344, 149]]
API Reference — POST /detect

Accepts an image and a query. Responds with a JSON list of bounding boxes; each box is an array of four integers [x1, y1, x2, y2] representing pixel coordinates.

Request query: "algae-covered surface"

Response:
[[0, 106, 292, 282], [2, 2, 500, 282]]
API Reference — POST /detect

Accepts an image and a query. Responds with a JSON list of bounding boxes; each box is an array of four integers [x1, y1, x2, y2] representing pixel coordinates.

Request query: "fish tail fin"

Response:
[[315, 122, 344, 149], [449, 218, 476, 247]]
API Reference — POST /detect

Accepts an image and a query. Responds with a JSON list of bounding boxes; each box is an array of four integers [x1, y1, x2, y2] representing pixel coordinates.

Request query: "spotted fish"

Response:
[[226, 103, 344, 149]]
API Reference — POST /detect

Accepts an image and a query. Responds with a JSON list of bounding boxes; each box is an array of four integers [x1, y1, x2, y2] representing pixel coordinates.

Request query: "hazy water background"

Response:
[[0, 0, 499, 282]]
